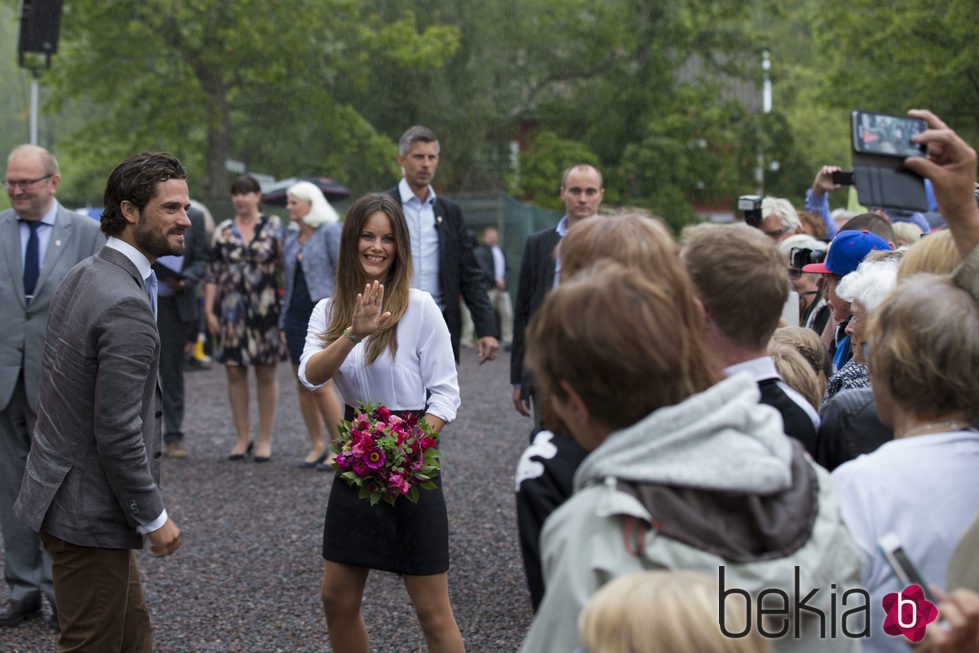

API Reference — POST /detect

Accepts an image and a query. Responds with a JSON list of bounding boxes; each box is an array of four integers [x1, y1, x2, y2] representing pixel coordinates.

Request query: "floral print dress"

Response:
[[206, 214, 288, 366]]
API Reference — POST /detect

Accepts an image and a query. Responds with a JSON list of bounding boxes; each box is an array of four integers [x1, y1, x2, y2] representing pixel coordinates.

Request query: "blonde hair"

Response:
[[768, 343, 823, 411], [770, 326, 829, 392], [897, 230, 961, 281], [579, 570, 771, 653], [892, 221, 924, 247]]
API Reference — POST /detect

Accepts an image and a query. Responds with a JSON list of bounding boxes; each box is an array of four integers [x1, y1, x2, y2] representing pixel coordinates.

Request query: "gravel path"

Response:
[[1, 347, 535, 652]]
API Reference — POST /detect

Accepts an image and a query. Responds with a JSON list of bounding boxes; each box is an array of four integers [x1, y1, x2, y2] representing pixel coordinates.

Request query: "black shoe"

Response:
[[253, 455, 270, 463], [228, 441, 254, 461], [0, 599, 42, 627], [298, 450, 329, 469]]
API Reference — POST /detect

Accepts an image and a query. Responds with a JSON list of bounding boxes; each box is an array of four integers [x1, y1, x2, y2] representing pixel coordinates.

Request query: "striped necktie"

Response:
[[146, 270, 159, 320]]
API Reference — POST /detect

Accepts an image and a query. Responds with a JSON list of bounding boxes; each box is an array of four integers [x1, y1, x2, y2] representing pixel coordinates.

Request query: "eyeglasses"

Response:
[[763, 225, 791, 238], [3, 174, 53, 191]]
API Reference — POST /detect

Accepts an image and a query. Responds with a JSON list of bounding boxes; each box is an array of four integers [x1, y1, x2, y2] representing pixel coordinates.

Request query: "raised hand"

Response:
[[349, 280, 393, 340]]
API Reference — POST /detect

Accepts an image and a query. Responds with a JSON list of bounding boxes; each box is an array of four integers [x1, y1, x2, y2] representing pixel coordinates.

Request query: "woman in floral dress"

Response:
[[204, 175, 287, 461]]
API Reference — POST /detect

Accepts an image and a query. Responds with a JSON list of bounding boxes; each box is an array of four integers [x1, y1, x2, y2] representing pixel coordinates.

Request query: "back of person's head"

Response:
[[840, 212, 896, 246], [770, 325, 829, 388], [868, 274, 979, 422], [797, 210, 827, 240], [892, 221, 924, 247], [681, 223, 789, 350], [578, 570, 771, 653], [287, 180, 339, 227], [398, 125, 440, 155], [897, 230, 962, 281], [762, 197, 802, 231], [527, 261, 720, 434], [832, 208, 856, 229], [768, 343, 823, 411], [558, 210, 681, 285]]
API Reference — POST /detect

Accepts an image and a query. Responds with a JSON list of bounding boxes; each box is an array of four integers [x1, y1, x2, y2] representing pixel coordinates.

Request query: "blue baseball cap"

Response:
[[802, 229, 892, 276]]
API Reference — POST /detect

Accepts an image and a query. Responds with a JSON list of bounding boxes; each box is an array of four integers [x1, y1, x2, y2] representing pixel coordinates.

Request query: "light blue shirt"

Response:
[[552, 215, 569, 288], [18, 200, 59, 273], [398, 178, 442, 308]]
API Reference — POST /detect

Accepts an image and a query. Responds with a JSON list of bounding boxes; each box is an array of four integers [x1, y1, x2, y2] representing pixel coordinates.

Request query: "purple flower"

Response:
[[365, 448, 386, 469]]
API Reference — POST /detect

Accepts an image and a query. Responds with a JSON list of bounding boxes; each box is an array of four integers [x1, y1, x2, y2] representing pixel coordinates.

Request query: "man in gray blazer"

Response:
[[0, 145, 104, 627], [153, 206, 208, 458], [15, 152, 187, 651]]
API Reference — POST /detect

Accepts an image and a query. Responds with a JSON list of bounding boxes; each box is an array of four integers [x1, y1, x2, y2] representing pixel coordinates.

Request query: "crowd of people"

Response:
[[1, 111, 978, 652]]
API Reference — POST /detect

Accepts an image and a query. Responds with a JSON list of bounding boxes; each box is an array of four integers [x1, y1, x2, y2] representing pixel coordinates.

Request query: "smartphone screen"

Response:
[[852, 111, 927, 158]]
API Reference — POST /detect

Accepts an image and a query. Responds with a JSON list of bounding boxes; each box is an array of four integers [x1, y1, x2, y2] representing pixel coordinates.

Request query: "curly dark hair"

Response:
[[100, 152, 187, 236]]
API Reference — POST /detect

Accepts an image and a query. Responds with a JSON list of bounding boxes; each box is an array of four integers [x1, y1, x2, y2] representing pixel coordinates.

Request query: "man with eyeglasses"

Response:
[[0, 145, 103, 628], [758, 196, 804, 243]]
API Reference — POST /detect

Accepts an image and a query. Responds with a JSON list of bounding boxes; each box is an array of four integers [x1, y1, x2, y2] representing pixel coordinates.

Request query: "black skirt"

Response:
[[321, 408, 449, 575]]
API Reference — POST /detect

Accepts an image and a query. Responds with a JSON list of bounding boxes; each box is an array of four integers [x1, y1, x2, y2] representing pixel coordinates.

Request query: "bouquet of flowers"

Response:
[[333, 402, 441, 507]]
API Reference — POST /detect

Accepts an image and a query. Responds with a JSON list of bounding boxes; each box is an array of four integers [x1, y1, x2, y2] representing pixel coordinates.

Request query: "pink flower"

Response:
[[376, 405, 392, 422], [388, 474, 411, 494], [352, 459, 369, 477]]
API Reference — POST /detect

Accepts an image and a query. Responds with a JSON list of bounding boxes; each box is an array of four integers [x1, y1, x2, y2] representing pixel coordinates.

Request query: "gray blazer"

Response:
[[0, 204, 104, 411], [15, 246, 165, 549], [279, 222, 341, 329]]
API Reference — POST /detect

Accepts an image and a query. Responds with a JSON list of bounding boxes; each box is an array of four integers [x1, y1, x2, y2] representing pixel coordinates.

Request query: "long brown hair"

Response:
[[324, 193, 413, 363]]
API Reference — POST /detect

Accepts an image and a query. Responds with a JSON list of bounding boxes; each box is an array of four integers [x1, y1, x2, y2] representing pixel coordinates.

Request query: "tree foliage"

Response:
[[1, 0, 973, 225]]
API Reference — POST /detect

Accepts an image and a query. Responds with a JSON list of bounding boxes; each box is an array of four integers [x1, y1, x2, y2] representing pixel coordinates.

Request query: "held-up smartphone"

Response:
[[878, 533, 938, 603], [852, 111, 928, 159], [831, 170, 854, 186]]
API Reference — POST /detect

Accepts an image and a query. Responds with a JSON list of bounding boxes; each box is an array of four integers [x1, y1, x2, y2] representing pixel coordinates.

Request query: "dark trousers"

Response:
[[40, 531, 153, 653], [0, 374, 54, 605], [157, 296, 193, 442]]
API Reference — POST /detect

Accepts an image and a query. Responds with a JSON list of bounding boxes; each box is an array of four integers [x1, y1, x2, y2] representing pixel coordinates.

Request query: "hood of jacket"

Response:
[[575, 372, 793, 493], [574, 373, 819, 563]]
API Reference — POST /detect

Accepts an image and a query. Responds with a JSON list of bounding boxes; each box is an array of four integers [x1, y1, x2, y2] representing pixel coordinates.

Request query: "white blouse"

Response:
[[298, 289, 460, 423]]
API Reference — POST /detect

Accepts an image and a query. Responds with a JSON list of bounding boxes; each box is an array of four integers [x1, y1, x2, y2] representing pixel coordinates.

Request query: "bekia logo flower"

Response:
[[881, 584, 938, 643]]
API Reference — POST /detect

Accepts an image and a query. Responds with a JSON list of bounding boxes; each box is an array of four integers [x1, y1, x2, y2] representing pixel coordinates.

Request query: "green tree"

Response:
[[816, 0, 979, 141], [24, 0, 460, 211]]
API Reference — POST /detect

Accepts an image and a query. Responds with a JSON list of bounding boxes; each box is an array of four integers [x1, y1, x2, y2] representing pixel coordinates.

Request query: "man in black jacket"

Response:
[[510, 164, 604, 422], [386, 125, 498, 363]]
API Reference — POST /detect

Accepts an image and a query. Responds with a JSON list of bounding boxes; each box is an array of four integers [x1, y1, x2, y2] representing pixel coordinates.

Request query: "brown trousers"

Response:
[[39, 531, 153, 653]]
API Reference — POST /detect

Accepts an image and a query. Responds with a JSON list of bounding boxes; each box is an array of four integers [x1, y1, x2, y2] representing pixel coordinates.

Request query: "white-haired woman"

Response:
[[280, 181, 344, 467], [823, 253, 901, 404]]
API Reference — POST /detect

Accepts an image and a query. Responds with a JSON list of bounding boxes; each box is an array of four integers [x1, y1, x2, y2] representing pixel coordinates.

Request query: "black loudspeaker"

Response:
[[17, 0, 64, 56]]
